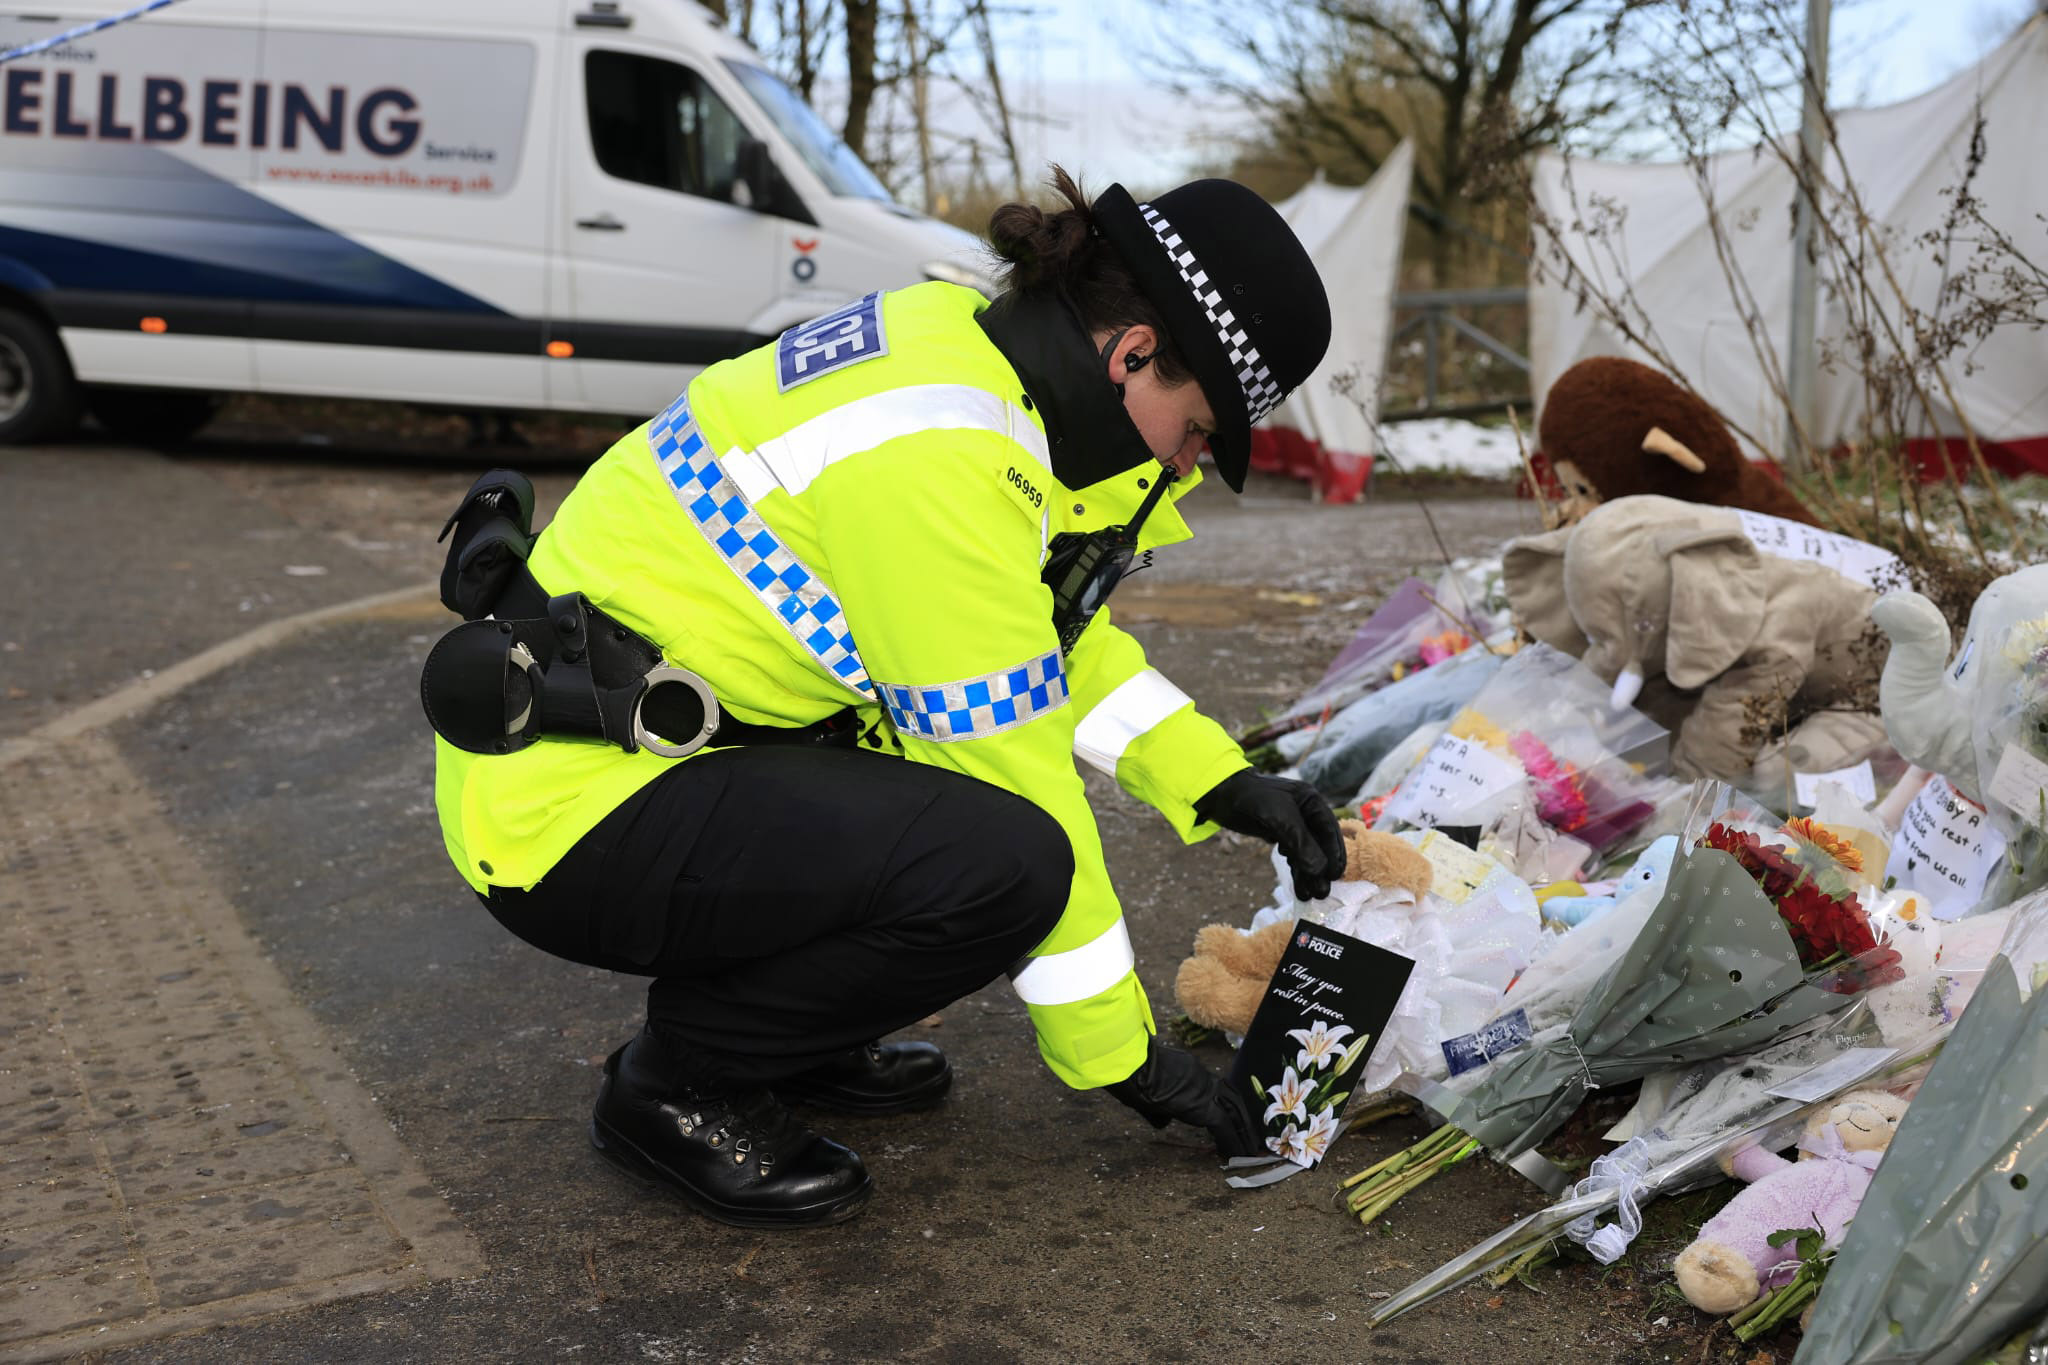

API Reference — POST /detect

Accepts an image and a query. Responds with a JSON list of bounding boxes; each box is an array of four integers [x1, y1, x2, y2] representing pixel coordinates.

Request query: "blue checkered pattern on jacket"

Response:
[[647, 393, 875, 700], [878, 649, 1068, 742]]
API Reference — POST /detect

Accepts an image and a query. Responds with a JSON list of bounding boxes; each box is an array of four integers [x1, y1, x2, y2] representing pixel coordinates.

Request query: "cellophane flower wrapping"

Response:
[[1281, 646, 1505, 799], [1612, 901, 2010, 1168], [1261, 563, 1508, 740], [1252, 848, 1544, 1095], [1973, 605, 2048, 908], [1363, 889, 2026, 1330], [1418, 782, 1904, 1161], [1794, 886, 2048, 1365], [1370, 644, 1672, 877]]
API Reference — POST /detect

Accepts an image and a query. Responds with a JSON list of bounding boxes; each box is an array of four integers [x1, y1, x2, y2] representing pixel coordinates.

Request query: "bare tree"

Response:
[[843, 0, 881, 155], [1141, 0, 1640, 282], [737, 0, 1033, 223]]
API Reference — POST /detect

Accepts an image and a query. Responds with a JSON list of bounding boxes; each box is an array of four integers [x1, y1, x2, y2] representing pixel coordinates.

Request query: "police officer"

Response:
[[433, 169, 1344, 1228]]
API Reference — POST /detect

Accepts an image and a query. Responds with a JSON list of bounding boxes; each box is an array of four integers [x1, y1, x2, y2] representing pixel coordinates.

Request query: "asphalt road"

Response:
[[3, 432, 1736, 1363]]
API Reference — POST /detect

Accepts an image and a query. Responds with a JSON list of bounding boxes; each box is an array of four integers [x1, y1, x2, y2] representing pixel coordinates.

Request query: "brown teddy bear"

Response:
[[1174, 821, 1433, 1035], [1538, 356, 1818, 526]]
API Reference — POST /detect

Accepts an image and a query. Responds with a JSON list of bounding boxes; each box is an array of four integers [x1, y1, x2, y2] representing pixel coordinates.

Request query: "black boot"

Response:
[[776, 1041, 952, 1115], [590, 1033, 872, 1228]]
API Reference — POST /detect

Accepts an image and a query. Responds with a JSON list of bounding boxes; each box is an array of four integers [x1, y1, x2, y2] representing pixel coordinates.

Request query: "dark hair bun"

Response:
[[987, 166, 1095, 293]]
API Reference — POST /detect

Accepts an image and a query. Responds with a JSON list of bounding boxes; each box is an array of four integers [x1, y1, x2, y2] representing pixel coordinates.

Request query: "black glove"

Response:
[[1104, 1037, 1262, 1157], [1194, 769, 1348, 902]]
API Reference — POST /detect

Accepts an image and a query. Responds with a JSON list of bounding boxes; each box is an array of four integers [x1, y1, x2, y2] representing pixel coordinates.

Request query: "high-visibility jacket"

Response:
[[434, 282, 1252, 1087]]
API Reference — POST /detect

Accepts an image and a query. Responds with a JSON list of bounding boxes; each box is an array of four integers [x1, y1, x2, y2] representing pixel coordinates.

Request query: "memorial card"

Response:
[[1229, 923, 1415, 1168]]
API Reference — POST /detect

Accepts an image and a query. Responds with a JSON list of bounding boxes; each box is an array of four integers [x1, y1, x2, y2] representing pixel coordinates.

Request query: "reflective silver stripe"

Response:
[[878, 649, 1068, 742], [722, 383, 1048, 499], [1009, 918, 1135, 1007], [1074, 669, 1193, 775]]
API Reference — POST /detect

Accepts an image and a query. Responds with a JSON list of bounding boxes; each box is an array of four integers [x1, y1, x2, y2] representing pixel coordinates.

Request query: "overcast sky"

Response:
[[991, 0, 2041, 190]]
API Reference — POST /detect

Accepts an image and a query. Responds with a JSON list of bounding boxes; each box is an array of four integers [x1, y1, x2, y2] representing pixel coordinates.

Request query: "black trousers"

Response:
[[485, 745, 1074, 1083]]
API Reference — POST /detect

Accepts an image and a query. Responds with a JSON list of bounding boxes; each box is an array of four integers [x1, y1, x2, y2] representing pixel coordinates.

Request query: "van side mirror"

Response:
[[735, 139, 813, 224]]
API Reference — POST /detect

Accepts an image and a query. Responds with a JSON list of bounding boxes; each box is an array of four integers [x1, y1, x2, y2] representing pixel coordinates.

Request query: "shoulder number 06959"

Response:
[[1006, 466, 1043, 508]]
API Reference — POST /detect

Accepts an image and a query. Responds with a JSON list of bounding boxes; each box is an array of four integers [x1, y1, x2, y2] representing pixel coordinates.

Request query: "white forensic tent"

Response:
[[1528, 15, 2048, 467], [1251, 140, 1413, 502]]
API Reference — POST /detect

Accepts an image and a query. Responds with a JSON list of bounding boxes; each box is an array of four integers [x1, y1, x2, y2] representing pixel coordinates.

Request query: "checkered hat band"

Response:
[[876, 650, 1070, 743], [647, 391, 875, 700], [1136, 202, 1287, 425]]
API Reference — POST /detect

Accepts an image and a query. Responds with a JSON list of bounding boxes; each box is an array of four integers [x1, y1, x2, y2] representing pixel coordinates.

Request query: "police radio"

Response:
[[1042, 466, 1177, 655]]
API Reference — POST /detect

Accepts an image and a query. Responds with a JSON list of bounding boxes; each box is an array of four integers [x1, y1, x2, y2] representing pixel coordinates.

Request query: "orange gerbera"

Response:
[[1787, 817, 1865, 873]]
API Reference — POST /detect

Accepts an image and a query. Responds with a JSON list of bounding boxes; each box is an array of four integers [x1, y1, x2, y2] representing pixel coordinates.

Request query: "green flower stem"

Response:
[[1342, 1122, 1459, 1190], [1345, 1132, 1481, 1226], [1351, 1151, 1460, 1225], [1730, 1265, 1827, 1343], [1341, 1094, 1417, 1134], [1484, 1239, 1559, 1289]]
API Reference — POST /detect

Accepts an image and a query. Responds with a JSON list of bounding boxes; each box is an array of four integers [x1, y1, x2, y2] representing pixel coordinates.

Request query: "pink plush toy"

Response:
[[1673, 1089, 1909, 1313]]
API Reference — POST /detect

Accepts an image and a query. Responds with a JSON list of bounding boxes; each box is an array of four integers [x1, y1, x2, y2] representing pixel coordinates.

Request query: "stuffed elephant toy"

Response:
[[1503, 495, 1888, 787], [1871, 563, 2048, 811]]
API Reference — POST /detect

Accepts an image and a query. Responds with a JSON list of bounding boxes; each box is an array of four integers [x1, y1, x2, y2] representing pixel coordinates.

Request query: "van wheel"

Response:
[[87, 388, 224, 446], [0, 307, 83, 445]]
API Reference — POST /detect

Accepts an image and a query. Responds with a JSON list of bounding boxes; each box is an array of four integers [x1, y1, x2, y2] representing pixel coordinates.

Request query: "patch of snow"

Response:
[[1377, 418, 1524, 477]]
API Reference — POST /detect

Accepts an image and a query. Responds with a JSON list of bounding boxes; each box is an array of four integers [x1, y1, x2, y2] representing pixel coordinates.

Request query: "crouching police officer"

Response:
[[424, 168, 1343, 1228]]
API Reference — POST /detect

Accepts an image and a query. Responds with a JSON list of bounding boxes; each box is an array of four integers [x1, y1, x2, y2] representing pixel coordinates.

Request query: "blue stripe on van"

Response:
[[0, 222, 502, 313], [0, 142, 506, 314]]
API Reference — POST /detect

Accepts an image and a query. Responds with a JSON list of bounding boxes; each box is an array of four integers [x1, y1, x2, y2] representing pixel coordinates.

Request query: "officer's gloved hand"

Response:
[[1194, 769, 1348, 902], [1104, 1036, 1262, 1157]]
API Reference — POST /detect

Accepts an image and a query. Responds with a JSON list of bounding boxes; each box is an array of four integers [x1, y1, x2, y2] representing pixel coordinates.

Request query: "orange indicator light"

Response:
[[546, 340, 574, 358], [140, 316, 168, 334]]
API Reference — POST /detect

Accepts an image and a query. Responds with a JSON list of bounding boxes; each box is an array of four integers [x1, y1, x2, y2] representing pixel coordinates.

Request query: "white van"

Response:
[[0, 0, 990, 443]]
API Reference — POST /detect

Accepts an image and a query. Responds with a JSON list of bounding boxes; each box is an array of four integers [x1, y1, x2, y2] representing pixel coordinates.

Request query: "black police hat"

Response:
[[1091, 179, 1331, 492]]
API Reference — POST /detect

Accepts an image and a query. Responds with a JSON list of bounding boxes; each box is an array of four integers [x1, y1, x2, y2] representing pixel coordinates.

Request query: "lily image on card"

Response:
[[1230, 923, 1415, 1169]]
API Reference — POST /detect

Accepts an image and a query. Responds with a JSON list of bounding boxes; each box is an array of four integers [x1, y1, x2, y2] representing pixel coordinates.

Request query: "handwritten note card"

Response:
[[1737, 510, 1906, 591], [1385, 732, 1523, 830], [1885, 774, 2007, 920]]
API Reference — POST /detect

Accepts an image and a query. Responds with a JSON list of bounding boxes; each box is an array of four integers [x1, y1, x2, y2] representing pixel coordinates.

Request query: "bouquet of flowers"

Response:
[[1693, 809, 1906, 988], [1247, 565, 1506, 749], [1242, 841, 1543, 1100], [1342, 783, 1903, 1226], [1370, 644, 1672, 879], [1360, 841, 2041, 1331], [1795, 888, 2048, 1365], [1362, 1027, 1952, 1326]]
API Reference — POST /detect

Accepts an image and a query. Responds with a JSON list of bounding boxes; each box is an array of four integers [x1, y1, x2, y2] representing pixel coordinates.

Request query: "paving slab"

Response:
[[0, 733, 482, 1362]]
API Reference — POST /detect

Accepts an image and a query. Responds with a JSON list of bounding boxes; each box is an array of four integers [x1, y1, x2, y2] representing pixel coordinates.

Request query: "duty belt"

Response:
[[420, 468, 854, 757]]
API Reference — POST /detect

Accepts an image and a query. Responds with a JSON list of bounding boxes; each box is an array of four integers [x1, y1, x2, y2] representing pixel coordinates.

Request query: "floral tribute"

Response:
[[1508, 730, 1592, 833], [1697, 821, 1901, 984], [1250, 1021, 1369, 1167]]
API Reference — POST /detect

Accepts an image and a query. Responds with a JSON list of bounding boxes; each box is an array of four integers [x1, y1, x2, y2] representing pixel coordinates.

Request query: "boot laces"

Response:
[[720, 1088, 806, 1167]]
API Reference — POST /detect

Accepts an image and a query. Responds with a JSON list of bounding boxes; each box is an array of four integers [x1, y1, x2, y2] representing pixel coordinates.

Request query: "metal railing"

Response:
[[1381, 286, 1532, 423]]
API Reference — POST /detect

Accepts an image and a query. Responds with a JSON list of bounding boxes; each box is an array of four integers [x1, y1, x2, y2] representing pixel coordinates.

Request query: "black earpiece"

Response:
[[1124, 352, 1151, 374]]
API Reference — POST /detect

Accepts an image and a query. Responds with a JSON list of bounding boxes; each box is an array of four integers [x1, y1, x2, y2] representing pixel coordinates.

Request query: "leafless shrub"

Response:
[[1485, 0, 2047, 617]]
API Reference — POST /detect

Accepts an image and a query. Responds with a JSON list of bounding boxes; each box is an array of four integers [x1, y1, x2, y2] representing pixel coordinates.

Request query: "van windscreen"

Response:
[[723, 60, 893, 203]]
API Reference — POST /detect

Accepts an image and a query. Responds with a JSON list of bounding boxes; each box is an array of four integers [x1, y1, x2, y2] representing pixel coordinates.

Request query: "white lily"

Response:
[[1262, 1065, 1312, 1125], [1286, 1019, 1356, 1073], [1267, 1123, 1304, 1160], [1298, 1106, 1341, 1164]]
